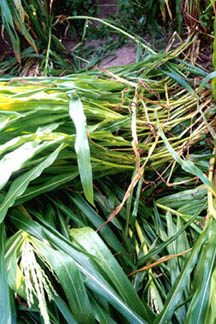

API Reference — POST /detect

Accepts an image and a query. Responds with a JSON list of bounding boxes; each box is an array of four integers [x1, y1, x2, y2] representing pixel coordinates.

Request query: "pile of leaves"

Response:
[[1, 39, 216, 323]]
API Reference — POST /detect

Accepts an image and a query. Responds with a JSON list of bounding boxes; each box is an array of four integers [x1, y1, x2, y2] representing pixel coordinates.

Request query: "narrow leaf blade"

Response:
[[69, 93, 94, 205]]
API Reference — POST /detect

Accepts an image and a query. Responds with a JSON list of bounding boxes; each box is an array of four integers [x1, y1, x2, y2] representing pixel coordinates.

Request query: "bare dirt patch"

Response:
[[64, 0, 137, 68]]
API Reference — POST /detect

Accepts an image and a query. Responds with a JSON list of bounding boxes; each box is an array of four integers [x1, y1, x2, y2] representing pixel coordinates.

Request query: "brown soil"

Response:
[[95, 0, 118, 20], [63, 0, 137, 68], [0, 30, 13, 59]]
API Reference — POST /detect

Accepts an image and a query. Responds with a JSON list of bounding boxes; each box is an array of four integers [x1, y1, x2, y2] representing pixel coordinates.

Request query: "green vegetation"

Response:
[[0, 1, 216, 323], [0, 0, 215, 75]]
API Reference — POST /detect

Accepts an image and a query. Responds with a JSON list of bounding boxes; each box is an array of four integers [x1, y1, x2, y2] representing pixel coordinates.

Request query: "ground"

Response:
[[63, 0, 137, 68], [0, 1, 213, 72]]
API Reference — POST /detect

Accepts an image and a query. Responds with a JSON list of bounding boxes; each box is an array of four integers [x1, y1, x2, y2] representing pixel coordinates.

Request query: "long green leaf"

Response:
[[16, 172, 78, 204], [185, 220, 216, 323], [53, 295, 77, 324], [90, 295, 118, 324], [0, 143, 64, 222], [0, 0, 14, 26], [0, 140, 58, 191], [138, 213, 198, 266], [70, 194, 127, 254], [154, 221, 211, 324], [69, 226, 152, 319], [212, 17, 216, 99], [0, 223, 11, 324], [205, 265, 216, 323], [68, 92, 94, 205], [198, 71, 216, 91], [32, 238, 95, 324]]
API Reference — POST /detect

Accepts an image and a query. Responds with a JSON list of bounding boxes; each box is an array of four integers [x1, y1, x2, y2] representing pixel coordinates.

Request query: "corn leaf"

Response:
[[69, 226, 152, 320], [154, 221, 211, 324], [185, 220, 216, 323], [10, 211, 151, 324], [0, 140, 60, 191], [68, 92, 94, 205], [0, 143, 64, 222], [0, 223, 11, 324], [53, 295, 77, 324], [32, 238, 95, 324]]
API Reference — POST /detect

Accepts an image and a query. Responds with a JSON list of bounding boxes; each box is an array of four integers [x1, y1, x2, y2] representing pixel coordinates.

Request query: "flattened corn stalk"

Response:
[[0, 50, 215, 323], [0, 61, 214, 207]]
